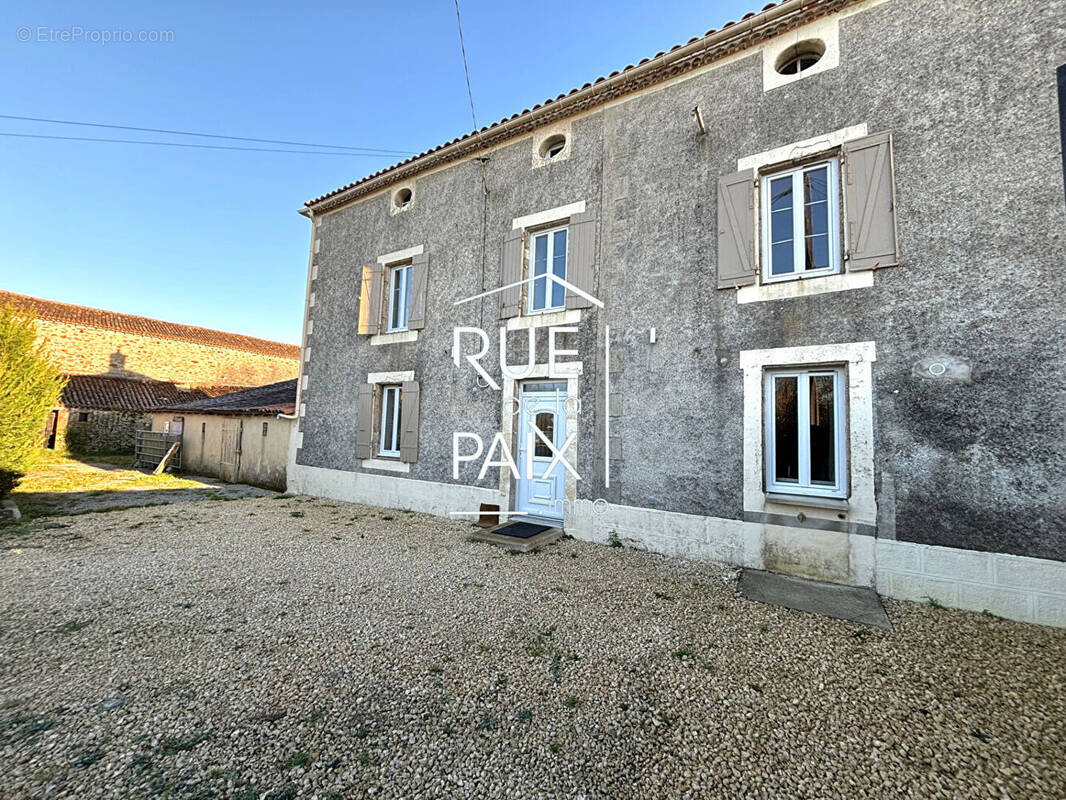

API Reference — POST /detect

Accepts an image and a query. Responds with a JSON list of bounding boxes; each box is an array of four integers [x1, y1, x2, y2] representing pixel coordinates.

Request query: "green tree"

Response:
[[0, 303, 65, 496]]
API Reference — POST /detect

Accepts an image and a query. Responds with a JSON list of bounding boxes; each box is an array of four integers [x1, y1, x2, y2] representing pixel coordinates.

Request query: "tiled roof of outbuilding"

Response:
[[1, 290, 300, 360], [61, 375, 239, 412], [155, 379, 297, 416], [303, 0, 848, 214]]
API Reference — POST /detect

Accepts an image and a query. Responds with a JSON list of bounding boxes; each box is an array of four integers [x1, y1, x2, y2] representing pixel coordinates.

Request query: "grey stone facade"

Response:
[[295, 0, 1066, 581], [65, 410, 150, 455]]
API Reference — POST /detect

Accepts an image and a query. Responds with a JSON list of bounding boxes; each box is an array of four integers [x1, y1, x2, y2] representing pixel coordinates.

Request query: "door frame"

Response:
[[514, 382, 568, 521], [498, 362, 581, 525]]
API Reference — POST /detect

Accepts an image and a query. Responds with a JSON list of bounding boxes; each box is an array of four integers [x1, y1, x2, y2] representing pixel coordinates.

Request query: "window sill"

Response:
[[361, 458, 410, 473], [765, 492, 849, 511], [508, 308, 581, 330], [370, 330, 418, 346], [737, 270, 873, 305]]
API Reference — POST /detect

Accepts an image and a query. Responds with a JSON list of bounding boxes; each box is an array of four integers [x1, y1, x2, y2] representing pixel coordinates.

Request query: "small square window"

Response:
[[527, 225, 568, 313], [77, 411, 89, 422], [760, 159, 840, 283], [765, 366, 847, 498], [386, 264, 412, 332], [378, 385, 403, 457]]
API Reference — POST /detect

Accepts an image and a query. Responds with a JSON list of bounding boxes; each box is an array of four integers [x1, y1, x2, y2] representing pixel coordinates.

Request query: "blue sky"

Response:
[[0, 1, 755, 343]]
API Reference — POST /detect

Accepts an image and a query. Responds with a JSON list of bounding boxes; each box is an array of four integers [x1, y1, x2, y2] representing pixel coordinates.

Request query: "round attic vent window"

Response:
[[775, 40, 826, 75], [393, 187, 413, 209], [539, 134, 567, 160]]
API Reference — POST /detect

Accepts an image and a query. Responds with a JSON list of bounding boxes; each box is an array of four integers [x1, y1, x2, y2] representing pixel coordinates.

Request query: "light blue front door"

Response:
[[515, 383, 567, 521]]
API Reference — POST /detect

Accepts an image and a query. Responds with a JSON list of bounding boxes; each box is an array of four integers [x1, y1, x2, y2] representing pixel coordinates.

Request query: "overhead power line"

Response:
[[0, 131, 397, 156], [0, 113, 414, 156]]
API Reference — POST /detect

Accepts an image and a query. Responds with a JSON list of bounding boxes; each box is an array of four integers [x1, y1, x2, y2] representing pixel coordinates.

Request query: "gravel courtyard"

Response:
[[1, 497, 1063, 800]]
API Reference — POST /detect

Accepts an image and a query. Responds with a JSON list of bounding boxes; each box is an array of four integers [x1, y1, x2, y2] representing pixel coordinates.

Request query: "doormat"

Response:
[[493, 521, 553, 539]]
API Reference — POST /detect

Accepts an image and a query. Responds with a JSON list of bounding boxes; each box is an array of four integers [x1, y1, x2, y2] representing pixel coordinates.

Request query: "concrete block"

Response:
[[1035, 594, 1066, 628], [920, 545, 993, 584], [993, 554, 1066, 595], [876, 539, 921, 573], [882, 572, 959, 606], [955, 583, 1034, 623]]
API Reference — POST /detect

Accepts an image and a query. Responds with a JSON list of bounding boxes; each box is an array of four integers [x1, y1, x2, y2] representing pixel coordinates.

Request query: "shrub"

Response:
[[0, 303, 65, 496]]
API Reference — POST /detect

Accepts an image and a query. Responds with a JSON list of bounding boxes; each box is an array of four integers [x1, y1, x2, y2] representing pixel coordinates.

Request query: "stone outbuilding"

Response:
[[1, 290, 300, 455], [151, 379, 297, 490]]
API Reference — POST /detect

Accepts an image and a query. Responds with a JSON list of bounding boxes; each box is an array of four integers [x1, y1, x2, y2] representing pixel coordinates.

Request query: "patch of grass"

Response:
[[264, 785, 298, 800], [654, 591, 675, 601], [282, 751, 311, 770], [971, 728, 991, 743], [428, 664, 443, 675], [159, 730, 212, 754], [73, 748, 104, 767], [289, 511, 305, 518], [758, 623, 771, 633], [476, 714, 495, 731], [303, 709, 325, 725], [549, 742, 561, 754], [926, 596, 944, 609], [563, 696, 580, 709], [55, 618, 93, 634], [673, 647, 696, 660], [517, 709, 533, 723]]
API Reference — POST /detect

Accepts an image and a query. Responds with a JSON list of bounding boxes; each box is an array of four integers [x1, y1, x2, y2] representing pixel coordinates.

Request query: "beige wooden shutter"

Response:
[[717, 168, 756, 289], [565, 211, 597, 310], [407, 252, 429, 330], [357, 264, 384, 335], [843, 132, 899, 271], [355, 383, 374, 459], [499, 228, 523, 319], [399, 380, 420, 463]]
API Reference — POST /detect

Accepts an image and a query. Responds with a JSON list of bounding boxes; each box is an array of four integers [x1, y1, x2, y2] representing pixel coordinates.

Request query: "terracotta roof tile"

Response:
[[300, 0, 857, 213], [2, 290, 299, 360], [61, 375, 240, 412]]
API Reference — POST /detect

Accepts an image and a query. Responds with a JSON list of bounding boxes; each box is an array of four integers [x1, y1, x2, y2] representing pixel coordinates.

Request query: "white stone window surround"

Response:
[[360, 370, 415, 474], [531, 121, 573, 169], [762, 15, 841, 92], [388, 180, 416, 216], [510, 201, 587, 321], [371, 246, 423, 345], [740, 341, 877, 528], [512, 201, 585, 231], [736, 124, 873, 304]]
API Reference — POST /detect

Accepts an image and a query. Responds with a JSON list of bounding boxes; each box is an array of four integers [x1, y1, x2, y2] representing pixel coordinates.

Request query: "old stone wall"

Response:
[[35, 319, 298, 387], [64, 410, 150, 455]]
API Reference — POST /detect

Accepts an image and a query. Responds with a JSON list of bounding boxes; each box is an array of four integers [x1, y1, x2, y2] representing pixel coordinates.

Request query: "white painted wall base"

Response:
[[283, 429, 1066, 628], [877, 539, 1066, 628], [288, 462, 504, 518], [565, 500, 876, 588]]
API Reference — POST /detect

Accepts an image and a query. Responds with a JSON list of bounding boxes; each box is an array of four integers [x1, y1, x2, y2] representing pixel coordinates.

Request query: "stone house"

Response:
[[288, 0, 1066, 626], [2, 291, 300, 454], [151, 380, 297, 490]]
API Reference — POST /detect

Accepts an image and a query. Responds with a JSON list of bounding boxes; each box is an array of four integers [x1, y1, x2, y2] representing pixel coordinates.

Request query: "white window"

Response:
[[765, 367, 846, 498], [378, 385, 402, 457], [528, 225, 568, 313], [761, 159, 840, 282], [386, 264, 412, 332]]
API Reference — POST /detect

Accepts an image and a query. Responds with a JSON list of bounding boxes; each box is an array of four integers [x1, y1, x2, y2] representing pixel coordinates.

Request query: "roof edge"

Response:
[[302, 0, 851, 217]]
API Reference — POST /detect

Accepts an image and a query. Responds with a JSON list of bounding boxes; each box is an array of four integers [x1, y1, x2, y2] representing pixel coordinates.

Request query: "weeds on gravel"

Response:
[[477, 714, 495, 731], [673, 647, 696, 660], [607, 530, 622, 547], [290, 511, 305, 518], [517, 709, 533, 723], [549, 743, 561, 754], [159, 730, 213, 754], [55, 618, 93, 634], [428, 664, 443, 674], [73, 748, 104, 767], [564, 696, 580, 709], [0, 713, 58, 744], [283, 751, 311, 770], [654, 591, 675, 601]]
